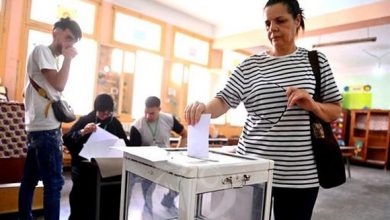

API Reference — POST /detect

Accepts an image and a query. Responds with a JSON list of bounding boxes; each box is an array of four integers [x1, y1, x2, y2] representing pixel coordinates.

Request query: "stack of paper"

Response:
[[79, 126, 126, 160]]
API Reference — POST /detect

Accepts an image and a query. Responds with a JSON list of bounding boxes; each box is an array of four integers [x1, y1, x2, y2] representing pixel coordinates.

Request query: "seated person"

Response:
[[63, 93, 131, 220], [129, 96, 187, 213]]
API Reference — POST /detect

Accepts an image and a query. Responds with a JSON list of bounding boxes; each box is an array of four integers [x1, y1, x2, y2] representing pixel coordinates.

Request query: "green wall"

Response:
[[334, 71, 390, 109]]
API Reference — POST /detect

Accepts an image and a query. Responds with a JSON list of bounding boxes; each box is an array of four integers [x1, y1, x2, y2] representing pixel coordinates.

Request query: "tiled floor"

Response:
[[3, 164, 388, 220], [68, 165, 390, 220]]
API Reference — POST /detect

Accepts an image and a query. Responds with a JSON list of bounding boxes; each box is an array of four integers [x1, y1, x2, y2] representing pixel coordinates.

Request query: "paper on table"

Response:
[[85, 126, 118, 144], [188, 114, 211, 159], [79, 126, 126, 160], [80, 139, 126, 160], [112, 146, 169, 163]]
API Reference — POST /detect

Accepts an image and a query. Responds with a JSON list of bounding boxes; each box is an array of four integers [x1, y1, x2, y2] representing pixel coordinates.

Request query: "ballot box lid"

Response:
[[120, 147, 274, 178]]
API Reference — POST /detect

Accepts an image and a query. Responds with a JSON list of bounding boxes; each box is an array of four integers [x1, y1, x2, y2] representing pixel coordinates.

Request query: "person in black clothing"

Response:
[[63, 93, 131, 220]]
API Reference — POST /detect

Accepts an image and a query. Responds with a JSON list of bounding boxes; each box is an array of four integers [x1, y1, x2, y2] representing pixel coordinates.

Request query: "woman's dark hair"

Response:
[[53, 17, 82, 41], [265, 0, 305, 33], [94, 93, 114, 112]]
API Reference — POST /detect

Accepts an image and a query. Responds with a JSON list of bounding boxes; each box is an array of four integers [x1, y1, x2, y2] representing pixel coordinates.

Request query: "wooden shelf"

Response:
[[349, 110, 390, 169], [366, 159, 386, 166], [367, 146, 387, 150]]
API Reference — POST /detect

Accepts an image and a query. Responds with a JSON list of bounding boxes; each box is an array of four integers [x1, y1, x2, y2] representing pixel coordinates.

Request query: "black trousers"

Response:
[[272, 187, 319, 220], [68, 160, 98, 220]]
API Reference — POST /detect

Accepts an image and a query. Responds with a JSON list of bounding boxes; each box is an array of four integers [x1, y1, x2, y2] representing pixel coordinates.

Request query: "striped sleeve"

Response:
[[216, 63, 248, 109]]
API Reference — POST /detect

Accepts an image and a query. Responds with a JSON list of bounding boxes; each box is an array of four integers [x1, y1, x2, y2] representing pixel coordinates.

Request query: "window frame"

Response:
[[172, 26, 211, 67], [111, 6, 166, 55]]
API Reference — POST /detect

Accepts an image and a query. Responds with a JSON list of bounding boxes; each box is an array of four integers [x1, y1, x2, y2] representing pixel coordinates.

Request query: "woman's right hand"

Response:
[[184, 101, 206, 125]]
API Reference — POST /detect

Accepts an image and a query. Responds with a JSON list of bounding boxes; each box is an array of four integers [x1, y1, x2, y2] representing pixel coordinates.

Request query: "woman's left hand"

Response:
[[286, 87, 317, 111]]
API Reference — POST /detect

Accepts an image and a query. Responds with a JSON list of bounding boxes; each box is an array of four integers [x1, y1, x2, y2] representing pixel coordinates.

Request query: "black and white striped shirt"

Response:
[[217, 47, 342, 188]]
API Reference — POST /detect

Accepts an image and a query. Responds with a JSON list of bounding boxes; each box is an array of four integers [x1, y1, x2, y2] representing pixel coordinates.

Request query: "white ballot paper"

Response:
[[188, 114, 211, 159], [79, 126, 126, 160]]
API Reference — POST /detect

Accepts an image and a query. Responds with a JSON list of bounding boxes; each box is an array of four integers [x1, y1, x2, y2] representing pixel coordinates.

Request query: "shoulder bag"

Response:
[[308, 50, 346, 189], [29, 77, 76, 123]]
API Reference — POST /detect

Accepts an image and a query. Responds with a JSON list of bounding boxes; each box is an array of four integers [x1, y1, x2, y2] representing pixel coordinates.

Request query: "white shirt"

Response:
[[24, 45, 62, 131]]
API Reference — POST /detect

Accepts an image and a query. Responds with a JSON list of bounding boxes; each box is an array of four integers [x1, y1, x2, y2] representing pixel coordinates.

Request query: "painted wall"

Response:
[[332, 62, 390, 109]]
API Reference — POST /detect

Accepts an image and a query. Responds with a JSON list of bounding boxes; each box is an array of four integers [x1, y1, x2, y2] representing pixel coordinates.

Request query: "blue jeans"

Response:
[[19, 128, 64, 220]]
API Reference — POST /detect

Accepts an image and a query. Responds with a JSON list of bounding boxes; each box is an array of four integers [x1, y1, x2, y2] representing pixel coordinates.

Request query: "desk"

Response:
[[170, 137, 228, 148], [340, 146, 356, 178], [119, 147, 274, 220]]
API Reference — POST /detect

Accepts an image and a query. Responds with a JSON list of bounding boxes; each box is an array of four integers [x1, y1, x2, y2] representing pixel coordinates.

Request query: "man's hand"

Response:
[[62, 46, 78, 59]]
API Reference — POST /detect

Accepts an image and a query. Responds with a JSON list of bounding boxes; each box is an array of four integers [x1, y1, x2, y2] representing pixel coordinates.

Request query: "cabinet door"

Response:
[[349, 111, 368, 160], [366, 111, 390, 166]]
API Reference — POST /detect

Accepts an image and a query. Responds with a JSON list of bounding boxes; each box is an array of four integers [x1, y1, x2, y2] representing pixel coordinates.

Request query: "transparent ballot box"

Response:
[[119, 147, 274, 220]]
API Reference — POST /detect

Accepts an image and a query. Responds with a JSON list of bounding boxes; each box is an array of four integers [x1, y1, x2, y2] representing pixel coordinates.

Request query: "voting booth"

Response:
[[119, 147, 274, 220]]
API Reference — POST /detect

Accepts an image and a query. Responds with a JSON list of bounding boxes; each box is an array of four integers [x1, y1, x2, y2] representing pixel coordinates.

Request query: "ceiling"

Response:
[[151, 0, 383, 37], [107, 0, 390, 75], [148, 0, 390, 72]]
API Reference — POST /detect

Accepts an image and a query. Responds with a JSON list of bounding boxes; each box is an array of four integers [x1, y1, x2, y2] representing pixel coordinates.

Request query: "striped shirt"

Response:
[[217, 47, 342, 188]]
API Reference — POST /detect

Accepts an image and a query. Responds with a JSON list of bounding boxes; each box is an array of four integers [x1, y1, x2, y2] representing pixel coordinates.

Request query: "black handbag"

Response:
[[51, 99, 76, 123], [308, 50, 346, 189], [29, 77, 76, 123]]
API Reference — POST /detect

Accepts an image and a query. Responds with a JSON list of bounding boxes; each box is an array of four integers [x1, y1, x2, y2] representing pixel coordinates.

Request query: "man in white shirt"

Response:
[[19, 17, 81, 220]]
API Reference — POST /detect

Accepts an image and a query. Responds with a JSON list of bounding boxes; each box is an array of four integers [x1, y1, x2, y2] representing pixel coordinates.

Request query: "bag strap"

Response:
[[28, 76, 52, 117], [308, 50, 322, 103], [29, 76, 51, 101]]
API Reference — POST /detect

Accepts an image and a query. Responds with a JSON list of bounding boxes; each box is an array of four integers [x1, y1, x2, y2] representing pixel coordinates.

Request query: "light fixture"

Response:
[[363, 49, 390, 76], [312, 37, 377, 48]]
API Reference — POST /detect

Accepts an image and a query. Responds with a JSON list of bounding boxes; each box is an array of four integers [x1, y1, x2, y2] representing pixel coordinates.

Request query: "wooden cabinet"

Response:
[[349, 110, 390, 168]]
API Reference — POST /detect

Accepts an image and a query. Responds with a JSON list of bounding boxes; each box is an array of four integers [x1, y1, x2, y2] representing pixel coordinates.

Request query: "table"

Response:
[[91, 158, 123, 220], [170, 137, 228, 147], [340, 146, 356, 178], [119, 147, 274, 220]]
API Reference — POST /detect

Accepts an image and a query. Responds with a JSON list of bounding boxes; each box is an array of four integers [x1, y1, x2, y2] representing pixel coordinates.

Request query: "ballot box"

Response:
[[119, 147, 274, 220]]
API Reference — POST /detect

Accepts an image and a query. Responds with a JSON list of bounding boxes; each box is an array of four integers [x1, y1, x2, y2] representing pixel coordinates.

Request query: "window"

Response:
[[209, 69, 228, 125], [171, 63, 184, 85], [96, 46, 136, 116], [30, 0, 96, 35], [186, 65, 226, 124], [174, 32, 210, 65], [131, 50, 164, 119], [222, 50, 248, 72], [63, 38, 97, 115], [187, 65, 210, 104], [114, 12, 162, 52], [222, 50, 248, 126]]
